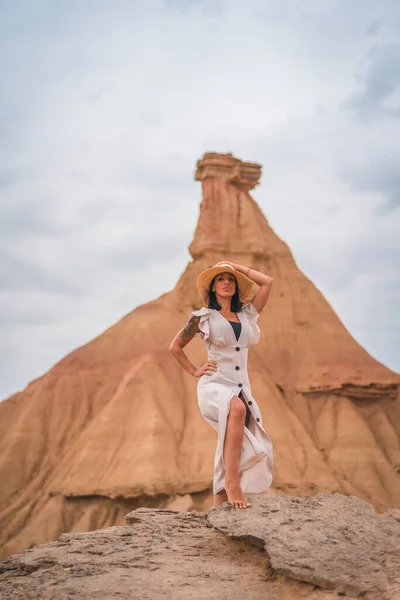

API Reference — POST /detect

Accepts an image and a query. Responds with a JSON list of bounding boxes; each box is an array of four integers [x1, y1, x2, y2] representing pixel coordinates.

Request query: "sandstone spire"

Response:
[[0, 152, 399, 560]]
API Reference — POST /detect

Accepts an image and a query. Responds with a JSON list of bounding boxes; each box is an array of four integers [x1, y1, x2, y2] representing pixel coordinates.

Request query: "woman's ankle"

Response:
[[225, 474, 240, 486]]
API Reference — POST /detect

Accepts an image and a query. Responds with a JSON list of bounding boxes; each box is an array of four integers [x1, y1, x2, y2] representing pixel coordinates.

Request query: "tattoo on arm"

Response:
[[179, 316, 200, 344]]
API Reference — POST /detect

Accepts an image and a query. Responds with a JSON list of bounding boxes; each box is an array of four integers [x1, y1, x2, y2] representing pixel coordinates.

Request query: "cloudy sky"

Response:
[[0, 0, 399, 399]]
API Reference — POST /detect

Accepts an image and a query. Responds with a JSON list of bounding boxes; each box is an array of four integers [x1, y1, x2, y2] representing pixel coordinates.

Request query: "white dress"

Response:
[[191, 303, 273, 496]]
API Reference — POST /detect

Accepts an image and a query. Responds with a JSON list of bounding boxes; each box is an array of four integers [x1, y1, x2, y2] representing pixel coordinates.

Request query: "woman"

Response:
[[169, 261, 273, 509]]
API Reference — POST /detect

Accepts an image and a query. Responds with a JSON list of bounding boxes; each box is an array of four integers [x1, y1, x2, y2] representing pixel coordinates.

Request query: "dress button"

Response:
[[235, 347, 240, 351], [256, 417, 260, 422], [248, 401, 252, 405], [235, 366, 240, 371], [238, 383, 243, 388]]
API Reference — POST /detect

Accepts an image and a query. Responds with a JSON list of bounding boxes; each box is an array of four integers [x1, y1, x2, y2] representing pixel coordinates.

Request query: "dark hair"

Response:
[[207, 274, 244, 312]]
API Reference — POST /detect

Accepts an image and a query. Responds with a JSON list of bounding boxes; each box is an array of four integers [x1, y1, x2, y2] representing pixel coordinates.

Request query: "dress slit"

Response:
[[214, 387, 263, 495], [214, 388, 242, 495]]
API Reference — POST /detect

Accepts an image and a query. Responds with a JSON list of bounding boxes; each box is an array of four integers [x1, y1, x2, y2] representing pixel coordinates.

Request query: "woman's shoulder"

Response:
[[191, 306, 213, 318], [190, 307, 213, 341], [241, 302, 261, 343], [241, 302, 259, 320]]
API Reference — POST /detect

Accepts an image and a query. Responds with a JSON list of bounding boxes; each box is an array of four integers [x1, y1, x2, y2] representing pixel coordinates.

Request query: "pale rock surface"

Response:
[[0, 152, 399, 561], [0, 510, 315, 600], [207, 493, 400, 597], [0, 494, 399, 600]]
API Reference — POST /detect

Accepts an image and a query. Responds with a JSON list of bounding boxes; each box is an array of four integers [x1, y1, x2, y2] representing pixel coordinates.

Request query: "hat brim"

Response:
[[196, 264, 254, 305]]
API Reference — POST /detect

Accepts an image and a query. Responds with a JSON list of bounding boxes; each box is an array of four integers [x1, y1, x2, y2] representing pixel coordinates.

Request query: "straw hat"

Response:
[[197, 263, 254, 305]]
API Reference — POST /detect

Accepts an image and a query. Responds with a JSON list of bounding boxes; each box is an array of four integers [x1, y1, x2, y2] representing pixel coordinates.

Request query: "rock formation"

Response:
[[207, 493, 400, 597], [0, 152, 399, 561], [1, 494, 399, 599]]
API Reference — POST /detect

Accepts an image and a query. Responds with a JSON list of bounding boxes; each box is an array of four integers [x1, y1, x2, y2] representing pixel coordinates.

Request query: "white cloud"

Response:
[[0, 0, 399, 398]]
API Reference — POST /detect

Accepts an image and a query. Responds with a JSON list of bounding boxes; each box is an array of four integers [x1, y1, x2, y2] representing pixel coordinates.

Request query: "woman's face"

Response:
[[212, 272, 237, 299]]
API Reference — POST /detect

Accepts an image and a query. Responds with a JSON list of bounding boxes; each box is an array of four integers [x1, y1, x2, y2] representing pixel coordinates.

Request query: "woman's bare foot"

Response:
[[225, 476, 250, 509]]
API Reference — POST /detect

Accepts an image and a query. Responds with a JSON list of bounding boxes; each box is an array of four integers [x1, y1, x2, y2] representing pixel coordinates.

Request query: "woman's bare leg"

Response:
[[223, 395, 250, 509], [214, 489, 228, 506]]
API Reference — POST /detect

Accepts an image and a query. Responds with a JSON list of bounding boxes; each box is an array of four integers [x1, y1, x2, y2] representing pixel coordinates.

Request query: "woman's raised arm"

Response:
[[214, 261, 273, 313]]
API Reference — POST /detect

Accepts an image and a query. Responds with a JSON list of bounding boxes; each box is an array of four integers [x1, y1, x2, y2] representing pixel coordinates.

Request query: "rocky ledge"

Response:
[[0, 494, 399, 600]]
